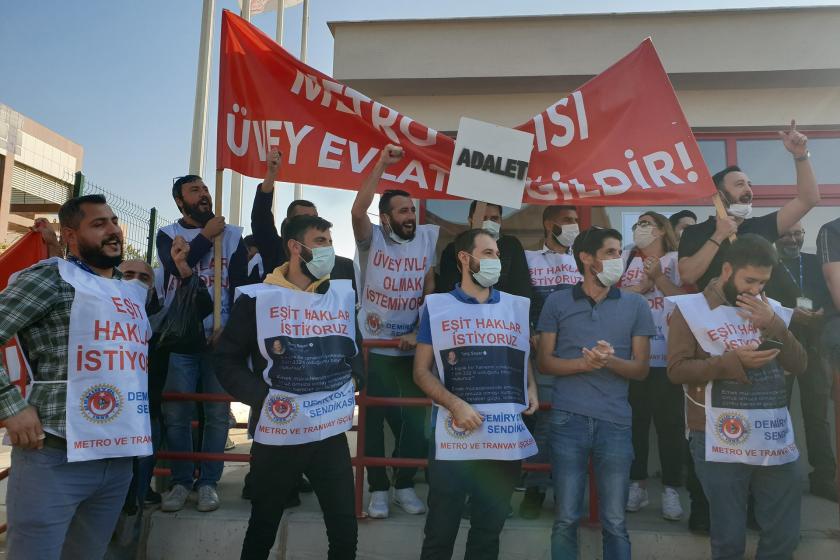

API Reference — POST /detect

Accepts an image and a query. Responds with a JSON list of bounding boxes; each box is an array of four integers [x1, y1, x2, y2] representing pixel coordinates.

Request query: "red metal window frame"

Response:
[[695, 130, 840, 206], [416, 130, 840, 222]]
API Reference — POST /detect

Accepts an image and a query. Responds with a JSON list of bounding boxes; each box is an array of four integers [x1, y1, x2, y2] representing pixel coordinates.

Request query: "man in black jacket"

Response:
[[250, 150, 356, 287], [437, 201, 532, 299], [215, 215, 364, 560], [766, 222, 837, 501]]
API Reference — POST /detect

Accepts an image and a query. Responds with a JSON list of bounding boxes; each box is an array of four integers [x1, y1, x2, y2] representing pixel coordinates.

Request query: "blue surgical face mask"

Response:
[[468, 254, 502, 287], [299, 243, 335, 279]]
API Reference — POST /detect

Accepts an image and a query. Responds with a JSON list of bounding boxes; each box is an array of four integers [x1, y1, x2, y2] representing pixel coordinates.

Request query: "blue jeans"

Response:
[[689, 431, 801, 560], [550, 411, 633, 560], [162, 351, 230, 488], [7, 446, 133, 560]]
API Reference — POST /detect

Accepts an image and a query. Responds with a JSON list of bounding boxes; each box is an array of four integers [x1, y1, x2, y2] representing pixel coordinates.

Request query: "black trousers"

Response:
[[420, 457, 520, 560], [786, 348, 837, 486], [364, 353, 427, 491], [628, 367, 686, 487], [241, 435, 357, 560]]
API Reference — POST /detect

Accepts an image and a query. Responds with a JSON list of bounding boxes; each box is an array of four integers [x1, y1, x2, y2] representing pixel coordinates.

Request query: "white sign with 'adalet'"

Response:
[[447, 117, 534, 210]]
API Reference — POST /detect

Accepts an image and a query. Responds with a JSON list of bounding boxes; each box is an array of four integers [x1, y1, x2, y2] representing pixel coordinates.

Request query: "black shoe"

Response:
[[810, 481, 839, 502], [688, 504, 710, 534], [284, 492, 302, 509], [519, 488, 546, 519], [144, 488, 162, 506]]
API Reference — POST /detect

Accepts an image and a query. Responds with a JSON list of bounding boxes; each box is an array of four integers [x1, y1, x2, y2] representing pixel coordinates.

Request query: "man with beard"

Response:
[[156, 175, 248, 513], [215, 215, 364, 560], [676, 120, 819, 531], [250, 150, 357, 284], [0, 195, 152, 559], [351, 144, 438, 519], [679, 121, 819, 292], [765, 223, 837, 501], [537, 227, 655, 560], [668, 235, 806, 559], [414, 228, 539, 560], [437, 201, 532, 298], [521, 205, 582, 518]]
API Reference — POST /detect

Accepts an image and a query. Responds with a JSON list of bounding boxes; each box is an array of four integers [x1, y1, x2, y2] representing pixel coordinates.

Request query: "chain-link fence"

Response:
[[73, 172, 178, 265]]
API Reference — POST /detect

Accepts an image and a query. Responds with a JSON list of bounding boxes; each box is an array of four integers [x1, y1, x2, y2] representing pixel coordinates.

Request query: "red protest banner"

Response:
[[0, 231, 47, 398], [517, 40, 715, 205], [217, 10, 716, 206]]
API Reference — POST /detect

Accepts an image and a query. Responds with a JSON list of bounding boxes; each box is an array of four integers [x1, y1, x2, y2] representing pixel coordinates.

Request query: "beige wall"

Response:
[[332, 8, 840, 85], [331, 7, 840, 130]]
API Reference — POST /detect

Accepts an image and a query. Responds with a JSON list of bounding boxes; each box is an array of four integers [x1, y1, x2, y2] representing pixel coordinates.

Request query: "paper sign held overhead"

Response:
[[446, 118, 534, 210]]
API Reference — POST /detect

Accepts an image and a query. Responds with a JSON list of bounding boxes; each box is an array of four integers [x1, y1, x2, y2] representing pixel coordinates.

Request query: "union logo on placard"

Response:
[[80, 384, 123, 424], [716, 412, 750, 445], [444, 413, 473, 439], [265, 395, 298, 425], [365, 312, 382, 336]]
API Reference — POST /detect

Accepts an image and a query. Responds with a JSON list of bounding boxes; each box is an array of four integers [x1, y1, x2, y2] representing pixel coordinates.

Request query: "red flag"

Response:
[[0, 231, 47, 398], [217, 10, 716, 206]]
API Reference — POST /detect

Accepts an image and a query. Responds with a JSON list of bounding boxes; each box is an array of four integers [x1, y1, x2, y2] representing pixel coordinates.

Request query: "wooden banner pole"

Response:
[[712, 192, 737, 242]]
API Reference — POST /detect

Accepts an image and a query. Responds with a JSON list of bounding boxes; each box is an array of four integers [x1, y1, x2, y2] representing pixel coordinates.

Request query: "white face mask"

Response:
[[553, 224, 579, 248], [482, 220, 501, 240], [383, 217, 412, 245], [727, 203, 753, 220], [299, 243, 336, 279], [632, 225, 658, 249], [469, 255, 502, 287], [596, 257, 624, 287], [124, 279, 153, 305]]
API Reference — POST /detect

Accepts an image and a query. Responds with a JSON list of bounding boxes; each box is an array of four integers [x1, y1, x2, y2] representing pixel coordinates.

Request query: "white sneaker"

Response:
[[394, 487, 426, 515], [626, 482, 649, 512], [161, 484, 191, 512], [661, 487, 684, 521], [196, 485, 220, 512], [367, 490, 390, 519]]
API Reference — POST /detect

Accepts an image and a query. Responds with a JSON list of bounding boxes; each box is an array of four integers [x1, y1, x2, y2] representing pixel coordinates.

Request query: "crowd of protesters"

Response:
[[0, 122, 838, 560]]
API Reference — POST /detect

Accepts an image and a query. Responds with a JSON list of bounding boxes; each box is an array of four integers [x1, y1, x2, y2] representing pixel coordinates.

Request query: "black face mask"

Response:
[[182, 196, 214, 226], [78, 235, 123, 270], [723, 276, 740, 306]]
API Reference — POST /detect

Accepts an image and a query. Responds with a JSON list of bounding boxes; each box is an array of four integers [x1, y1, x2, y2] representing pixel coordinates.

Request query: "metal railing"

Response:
[[156, 339, 602, 524]]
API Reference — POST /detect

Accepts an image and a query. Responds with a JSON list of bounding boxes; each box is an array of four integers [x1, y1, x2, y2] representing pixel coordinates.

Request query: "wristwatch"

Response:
[[794, 151, 810, 162]]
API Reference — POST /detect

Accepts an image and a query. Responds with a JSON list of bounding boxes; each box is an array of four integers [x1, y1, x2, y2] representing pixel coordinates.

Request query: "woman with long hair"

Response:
[[619, 211, 686, 521]]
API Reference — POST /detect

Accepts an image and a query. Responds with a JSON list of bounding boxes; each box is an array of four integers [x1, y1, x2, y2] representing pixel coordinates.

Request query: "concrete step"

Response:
[[144, 443, 840, 560]]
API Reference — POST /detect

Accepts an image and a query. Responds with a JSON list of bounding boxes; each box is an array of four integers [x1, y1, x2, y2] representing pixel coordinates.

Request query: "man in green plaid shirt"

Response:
[[0, 194, 142, 560]]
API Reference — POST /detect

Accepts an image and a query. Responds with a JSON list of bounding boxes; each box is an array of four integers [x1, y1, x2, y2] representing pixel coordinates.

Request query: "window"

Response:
[[697, 140, 727, 175], [736, 137, 840, 185]]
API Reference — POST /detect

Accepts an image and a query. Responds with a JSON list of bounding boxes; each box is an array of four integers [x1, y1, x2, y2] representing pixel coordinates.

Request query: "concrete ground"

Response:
[[0, 393, 838, 559]]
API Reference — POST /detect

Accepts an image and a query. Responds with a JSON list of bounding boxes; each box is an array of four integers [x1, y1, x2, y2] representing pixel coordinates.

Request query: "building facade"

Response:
[[329, 6, 840, 253], [0, 103, 83, 246]]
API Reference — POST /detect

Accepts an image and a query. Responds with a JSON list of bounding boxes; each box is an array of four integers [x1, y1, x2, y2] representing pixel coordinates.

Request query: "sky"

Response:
[[2, 0, 837, 257]]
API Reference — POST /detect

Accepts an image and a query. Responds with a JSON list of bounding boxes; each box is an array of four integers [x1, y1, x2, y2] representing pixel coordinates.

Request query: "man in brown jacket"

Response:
[[668, 234, 806, 560]]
